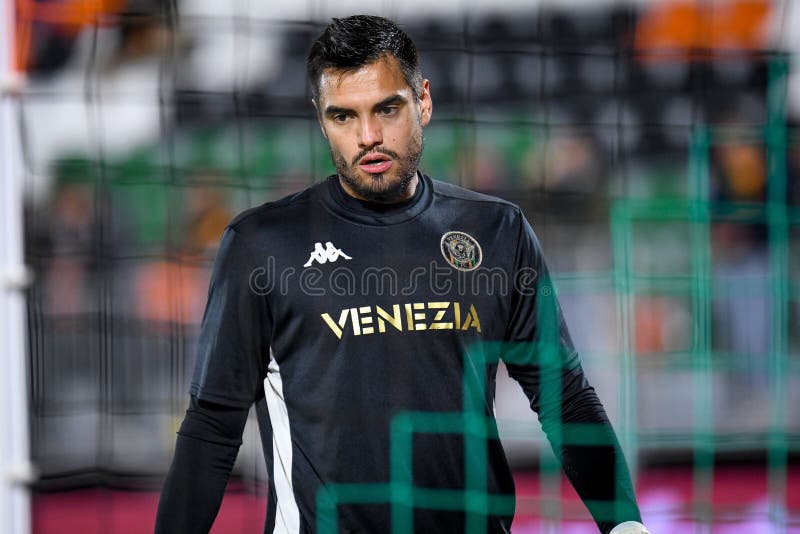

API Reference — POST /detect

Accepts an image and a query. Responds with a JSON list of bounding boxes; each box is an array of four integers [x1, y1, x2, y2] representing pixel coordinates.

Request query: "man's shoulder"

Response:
[[226, 184, 317, 235], [430, 177, 519, 212]]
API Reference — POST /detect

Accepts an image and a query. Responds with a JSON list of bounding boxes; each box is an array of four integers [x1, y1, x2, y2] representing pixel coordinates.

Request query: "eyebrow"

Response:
[[323, 94, 408, 118]]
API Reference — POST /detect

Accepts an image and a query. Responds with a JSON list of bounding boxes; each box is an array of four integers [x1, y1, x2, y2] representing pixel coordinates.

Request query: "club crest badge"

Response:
[[440, 231, 482, 271]]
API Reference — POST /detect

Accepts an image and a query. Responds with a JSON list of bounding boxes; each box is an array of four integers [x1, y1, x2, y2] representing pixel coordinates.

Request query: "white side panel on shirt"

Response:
[[264, 349, 300, 534]]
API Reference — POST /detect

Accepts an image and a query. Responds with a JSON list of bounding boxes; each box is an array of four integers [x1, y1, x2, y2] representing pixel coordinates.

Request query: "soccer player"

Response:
[[155, 15, 650, 534]]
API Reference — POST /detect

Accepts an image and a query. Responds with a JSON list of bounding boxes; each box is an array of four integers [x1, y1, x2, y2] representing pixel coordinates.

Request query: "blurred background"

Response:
[[2, 0, 799, 532]]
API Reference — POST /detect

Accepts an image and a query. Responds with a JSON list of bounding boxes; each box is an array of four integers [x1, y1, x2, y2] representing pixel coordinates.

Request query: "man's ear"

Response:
[[418, 79, 432, 127], [312, 98, 328, 140]]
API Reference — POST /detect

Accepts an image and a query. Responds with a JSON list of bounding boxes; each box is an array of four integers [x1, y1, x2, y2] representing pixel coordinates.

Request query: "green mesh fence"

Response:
[[611, 57, 796, 529]]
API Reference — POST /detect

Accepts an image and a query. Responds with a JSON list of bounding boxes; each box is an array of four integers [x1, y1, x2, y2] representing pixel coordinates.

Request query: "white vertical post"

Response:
[[1, 0, 33, 533]]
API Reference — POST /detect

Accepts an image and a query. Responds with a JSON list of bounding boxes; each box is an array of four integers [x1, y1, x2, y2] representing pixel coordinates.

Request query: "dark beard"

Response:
[[331, 132, 423, 203]]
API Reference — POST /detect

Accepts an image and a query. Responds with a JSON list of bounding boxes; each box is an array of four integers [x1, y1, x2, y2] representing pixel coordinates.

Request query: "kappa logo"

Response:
[[304, 241, 352, 267]]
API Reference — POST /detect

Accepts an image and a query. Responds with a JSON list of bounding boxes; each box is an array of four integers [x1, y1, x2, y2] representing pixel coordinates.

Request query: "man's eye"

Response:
[[332, 114, 350, 123], [379, 106, 398, 117]]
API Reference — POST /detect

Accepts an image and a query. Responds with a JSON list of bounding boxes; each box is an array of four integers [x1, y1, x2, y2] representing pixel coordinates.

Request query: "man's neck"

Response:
[[337, 172, 419, 204]]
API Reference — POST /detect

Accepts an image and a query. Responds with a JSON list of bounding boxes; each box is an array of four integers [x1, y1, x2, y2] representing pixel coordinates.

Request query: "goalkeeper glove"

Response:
[[609, 521, 651, 534]]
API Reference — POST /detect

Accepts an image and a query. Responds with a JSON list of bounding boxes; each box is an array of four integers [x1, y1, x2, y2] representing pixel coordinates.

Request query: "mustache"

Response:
[[351, 147, 400, 167]]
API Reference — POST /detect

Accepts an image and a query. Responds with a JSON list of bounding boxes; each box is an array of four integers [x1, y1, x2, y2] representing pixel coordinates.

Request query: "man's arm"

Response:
[[502, 208, 642, 533], [156, 225, 271, 532], [155, 396, 250, 533], [505, 361, 641, 533]]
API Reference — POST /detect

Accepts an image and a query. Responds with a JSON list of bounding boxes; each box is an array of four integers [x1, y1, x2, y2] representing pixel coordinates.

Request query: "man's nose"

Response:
[[358, 116, 383, 148]]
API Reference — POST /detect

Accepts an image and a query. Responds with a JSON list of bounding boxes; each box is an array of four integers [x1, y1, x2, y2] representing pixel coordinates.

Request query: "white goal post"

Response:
[[1, 0, 32, 533]]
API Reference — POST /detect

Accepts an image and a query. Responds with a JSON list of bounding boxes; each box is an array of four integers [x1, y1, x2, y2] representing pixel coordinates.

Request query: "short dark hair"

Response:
[[307, 15, 422, 103]]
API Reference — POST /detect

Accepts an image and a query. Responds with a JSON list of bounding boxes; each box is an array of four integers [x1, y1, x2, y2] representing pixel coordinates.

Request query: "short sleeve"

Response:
[[190, 227, 272, 407]]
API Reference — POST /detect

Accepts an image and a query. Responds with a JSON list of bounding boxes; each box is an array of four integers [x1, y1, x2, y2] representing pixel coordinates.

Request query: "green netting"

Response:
[[611, 57, 795, 528]]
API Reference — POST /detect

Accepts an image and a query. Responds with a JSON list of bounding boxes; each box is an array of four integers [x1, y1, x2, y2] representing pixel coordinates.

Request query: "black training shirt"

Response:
[[188, 172, 640, 533]]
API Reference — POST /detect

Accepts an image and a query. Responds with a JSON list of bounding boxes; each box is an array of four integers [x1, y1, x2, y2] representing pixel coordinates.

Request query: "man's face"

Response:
[[314, 55, 432, 203]]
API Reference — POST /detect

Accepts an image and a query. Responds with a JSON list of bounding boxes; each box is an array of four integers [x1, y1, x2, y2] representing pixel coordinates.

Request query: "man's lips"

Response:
[[358, 154, 393, 174]]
